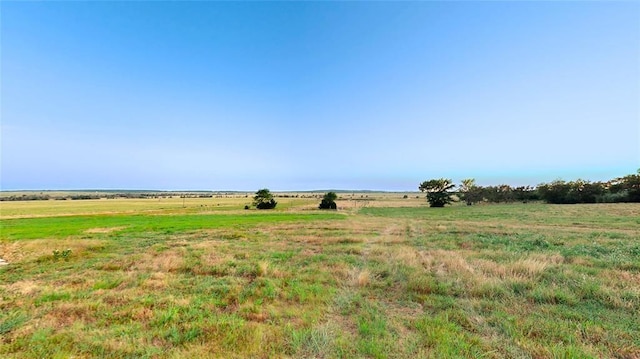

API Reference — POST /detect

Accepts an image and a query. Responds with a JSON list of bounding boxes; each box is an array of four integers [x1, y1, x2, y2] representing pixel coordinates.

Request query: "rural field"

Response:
[[1, 195, 639, 358]]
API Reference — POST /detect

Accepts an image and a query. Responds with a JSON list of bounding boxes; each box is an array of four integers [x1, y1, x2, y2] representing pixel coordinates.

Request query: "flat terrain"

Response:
[[1, 196, 639, 358]]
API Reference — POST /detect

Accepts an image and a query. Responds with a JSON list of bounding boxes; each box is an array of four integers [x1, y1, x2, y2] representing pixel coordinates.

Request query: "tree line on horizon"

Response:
[[2, 170, 638, 206], [419, 170, 640, 207]]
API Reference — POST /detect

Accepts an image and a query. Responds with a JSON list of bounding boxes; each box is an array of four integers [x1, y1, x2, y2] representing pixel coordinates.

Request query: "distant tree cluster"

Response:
[[0, 191, 257, 202], [537, 171, 640, 204], [459, 179, 538, 205], [0, 194, 52, 201], [420, 170, 640, 207], [1, 193, 110, 201], [607, 172, 640, 202], [0, 192, 173, 201]]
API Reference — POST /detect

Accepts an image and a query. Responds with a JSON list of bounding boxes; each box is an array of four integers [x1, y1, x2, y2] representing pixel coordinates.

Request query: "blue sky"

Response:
[[2, 1, 638, 191]]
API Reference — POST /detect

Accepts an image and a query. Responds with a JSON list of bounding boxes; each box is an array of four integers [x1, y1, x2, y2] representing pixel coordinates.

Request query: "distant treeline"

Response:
[[0, 193, 171, 201], [0, 192, 220, 202], [0, 189, 339, 202], [458, 185, 540, 204], [536, 172, 639, 204], [459, 170, 640, 204], [2, 171, 638, 204], [0, 192, 327, 202]]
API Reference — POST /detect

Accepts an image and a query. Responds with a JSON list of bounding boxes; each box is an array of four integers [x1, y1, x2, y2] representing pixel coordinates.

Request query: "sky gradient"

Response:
[[2, 1, 639, 191]]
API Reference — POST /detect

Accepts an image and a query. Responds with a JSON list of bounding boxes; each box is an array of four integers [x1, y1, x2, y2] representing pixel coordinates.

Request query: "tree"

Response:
[[627, 169, 640, 202], [608, 170, 640, 202], [459, 178, 483, 205], [537, 179, 603, 204], [537, 180, 571, 204], [319, 192, 338, 209], [513, 186, 538, 202], [496, 184, 515, 203], [253, 188, 277, 209], [460, 178, 476, 193], [565, 180, 603, 204], [419, 178, 456, 207]]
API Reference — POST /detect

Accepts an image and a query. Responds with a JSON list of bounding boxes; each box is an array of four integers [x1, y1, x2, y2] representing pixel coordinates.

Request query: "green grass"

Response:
[[362, 203, 640, 228], [1, 200, 639, 358], [0, 212, 344, 240]]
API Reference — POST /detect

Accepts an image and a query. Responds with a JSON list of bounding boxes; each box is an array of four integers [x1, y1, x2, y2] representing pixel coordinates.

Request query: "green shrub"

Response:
[[253, 189, 277, 210], [319, 192, 338, 210]]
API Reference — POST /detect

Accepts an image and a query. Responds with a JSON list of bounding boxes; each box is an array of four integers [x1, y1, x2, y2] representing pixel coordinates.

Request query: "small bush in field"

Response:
[[253, 189, 277, 210], [319, 192, 338, 210]]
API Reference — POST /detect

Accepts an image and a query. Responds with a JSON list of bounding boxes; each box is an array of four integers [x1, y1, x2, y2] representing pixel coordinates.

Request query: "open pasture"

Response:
[[1, 197, 639, 358]]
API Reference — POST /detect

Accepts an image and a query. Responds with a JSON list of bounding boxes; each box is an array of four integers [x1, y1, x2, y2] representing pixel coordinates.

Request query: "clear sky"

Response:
[[2, 1, 639, 191]]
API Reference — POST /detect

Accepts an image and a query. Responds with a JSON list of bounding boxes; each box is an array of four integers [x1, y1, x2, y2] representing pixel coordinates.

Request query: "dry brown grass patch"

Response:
[[530, 252, 564, 265], [598, 269, 640, 291], [615, 347, 640, 359], [435, 224, 448, 231], [131, 306, 154, 321], [474, 254, 561, 281], [142, 272, 170, 290], [0, 239, 107, 263], [358, 270, 371, 287], [84, 226, 127, 234], [348, 268, 371, 287], [201, 251, 232, 266], [134, 248, 185, 272], [243, 311, 269, 322], [171, 296, 191, 307], [102, 293, 132, 307], [421, 249, 476, 277], [0, 241, 26, 263], [4, 280, 42, 296], [257, 261, 269, 277], [509, 259, 549, 279], [269, 266, 286, 279], [43, 302, 97, 327], [474, 259, 508, 279], [389, 246, 421, 269], [97, 257, 137, 271]]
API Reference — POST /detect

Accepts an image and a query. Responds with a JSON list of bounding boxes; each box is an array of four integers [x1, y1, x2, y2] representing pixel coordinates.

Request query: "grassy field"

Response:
[[1, 197, 639, 358]]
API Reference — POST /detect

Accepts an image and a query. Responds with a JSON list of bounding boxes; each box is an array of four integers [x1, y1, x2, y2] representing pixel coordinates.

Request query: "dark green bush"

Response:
[[319, 192, 338, 210], [253, 189, 277, 210]]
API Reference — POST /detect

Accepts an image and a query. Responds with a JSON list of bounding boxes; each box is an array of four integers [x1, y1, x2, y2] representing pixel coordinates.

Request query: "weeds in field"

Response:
[[52, 249, 72, 261]]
